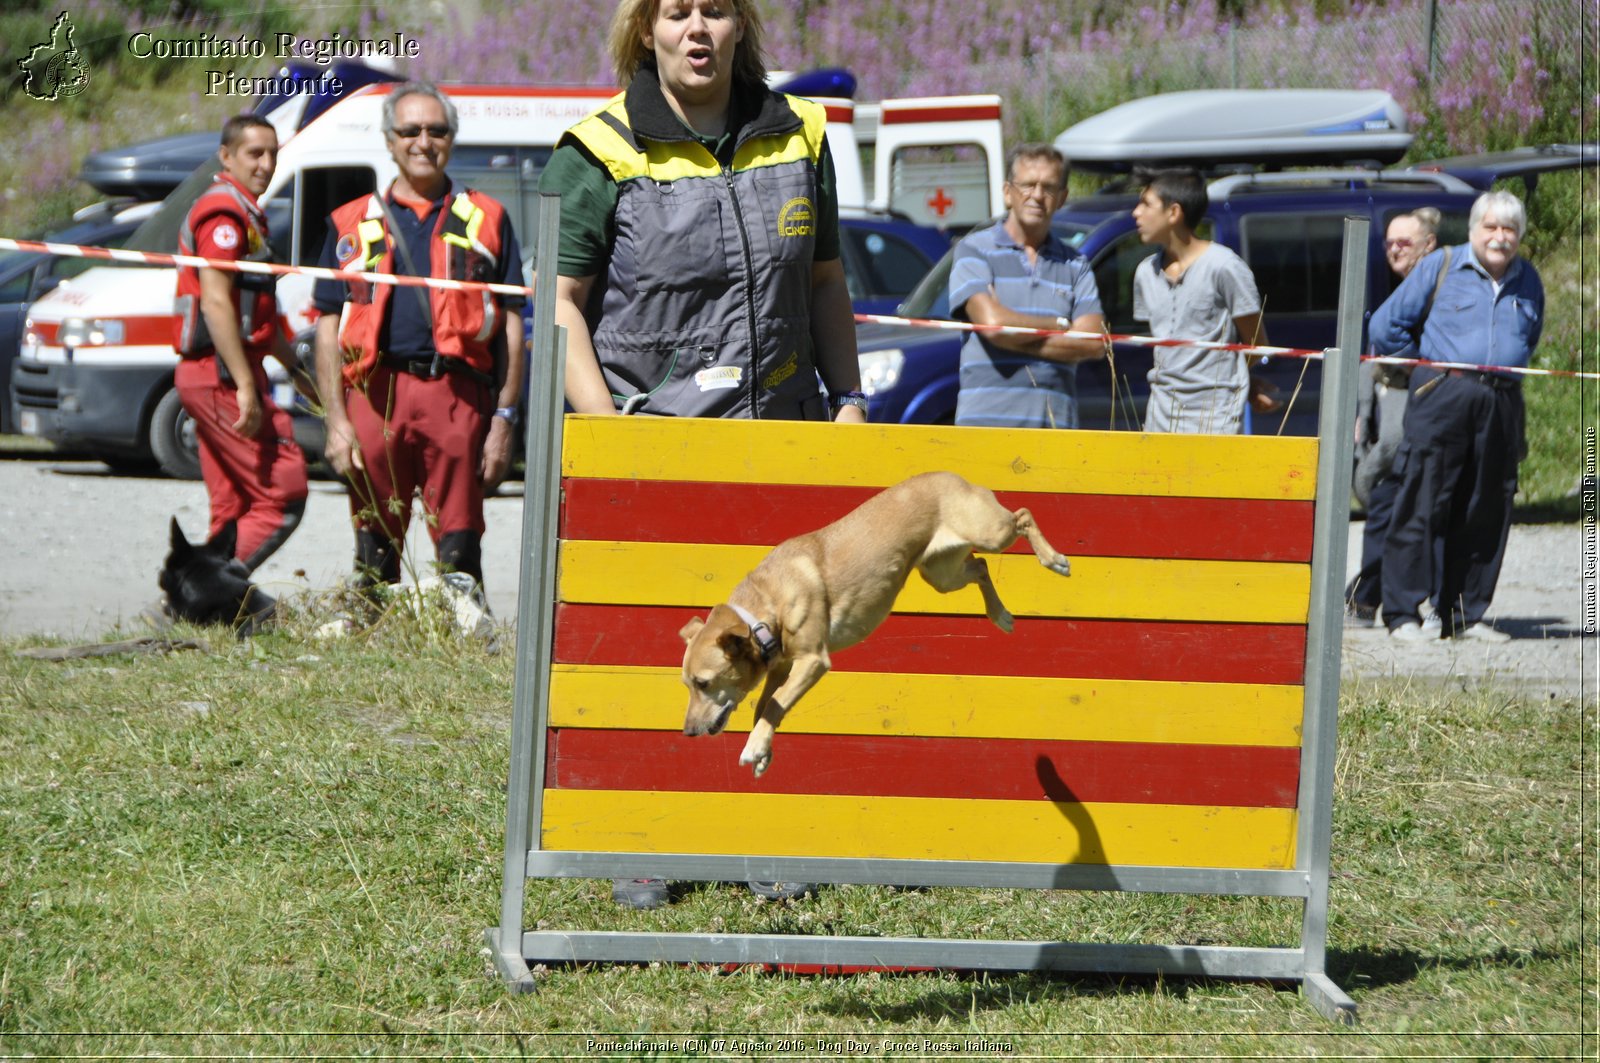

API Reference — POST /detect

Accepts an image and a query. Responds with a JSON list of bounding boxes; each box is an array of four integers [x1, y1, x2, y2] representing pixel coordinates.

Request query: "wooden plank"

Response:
[[545, 730, 1301, 807], [557, 540, 1310, 624], [560, 479, 1316, 563], [550, 666, 1305, 747], [539, 789, 1299, 868], [553, 604, 1308, 686], [561, 416, 1318, 500]]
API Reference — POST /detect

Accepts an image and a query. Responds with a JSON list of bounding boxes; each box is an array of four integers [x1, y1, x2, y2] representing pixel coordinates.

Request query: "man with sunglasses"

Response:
[[313, 82, 525, 598], [949, 144, 1106, 429]]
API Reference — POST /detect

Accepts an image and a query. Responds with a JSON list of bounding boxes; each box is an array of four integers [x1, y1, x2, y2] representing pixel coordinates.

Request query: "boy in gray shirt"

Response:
[[1130, 169, 1268, 434]]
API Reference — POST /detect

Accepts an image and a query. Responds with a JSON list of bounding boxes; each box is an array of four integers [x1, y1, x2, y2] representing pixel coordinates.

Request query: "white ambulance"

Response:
[[13, 73, 1003, 478]]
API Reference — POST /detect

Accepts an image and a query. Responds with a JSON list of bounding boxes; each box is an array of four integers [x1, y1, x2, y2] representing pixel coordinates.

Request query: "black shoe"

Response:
[[747, 880, 814, 901], [612, 877, 670, 909]]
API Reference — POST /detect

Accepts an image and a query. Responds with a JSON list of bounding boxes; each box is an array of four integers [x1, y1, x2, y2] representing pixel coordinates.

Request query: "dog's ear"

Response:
[[207, 520, 239, 559], [679, 616, 705, 644], [717, 629, 757, 663], [168, 517, 194, 561]]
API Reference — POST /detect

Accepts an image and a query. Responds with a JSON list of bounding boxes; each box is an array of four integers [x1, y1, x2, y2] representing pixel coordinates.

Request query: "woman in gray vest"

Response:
[[537, 0, 867, 425], [540, 0, 865, 910]]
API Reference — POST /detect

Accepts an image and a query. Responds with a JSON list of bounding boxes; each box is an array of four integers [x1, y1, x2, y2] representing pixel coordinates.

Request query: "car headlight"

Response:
[[857, 347, 904, 397], [57, 317, 124, 347]]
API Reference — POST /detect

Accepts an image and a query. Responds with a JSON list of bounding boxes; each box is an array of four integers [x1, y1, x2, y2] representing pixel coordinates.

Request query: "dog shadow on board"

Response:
[[1036, 756, 1112, 883], [160, 518, 278, 636]]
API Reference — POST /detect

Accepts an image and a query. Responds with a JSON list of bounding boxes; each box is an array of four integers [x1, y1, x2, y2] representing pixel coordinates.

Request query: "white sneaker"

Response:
[[1420, 611, 1442, 635], [1389, 621, 1432, 642], [1455, 623, 1510, 643]]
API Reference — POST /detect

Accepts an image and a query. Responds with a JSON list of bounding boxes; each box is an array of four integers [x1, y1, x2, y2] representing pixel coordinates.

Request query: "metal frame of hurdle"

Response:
[[487, 200, 1368, 1023]]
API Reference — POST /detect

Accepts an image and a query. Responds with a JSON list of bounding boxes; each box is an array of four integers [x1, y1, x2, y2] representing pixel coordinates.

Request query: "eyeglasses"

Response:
[[393, 123, 453, 139], [1384, 238, 1416, 251], [1008, 180, 1062, 195]]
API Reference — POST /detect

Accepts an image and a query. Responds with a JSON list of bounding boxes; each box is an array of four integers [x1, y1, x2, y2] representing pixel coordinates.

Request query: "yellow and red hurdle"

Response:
[[487, 205, 1367, 1022]]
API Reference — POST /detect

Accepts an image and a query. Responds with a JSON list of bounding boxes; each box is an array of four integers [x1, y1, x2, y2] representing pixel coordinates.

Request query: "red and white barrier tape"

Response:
[[0, 236, 534, 298], [854, 311, 1600, 382], [3, 236, 1591, 381]]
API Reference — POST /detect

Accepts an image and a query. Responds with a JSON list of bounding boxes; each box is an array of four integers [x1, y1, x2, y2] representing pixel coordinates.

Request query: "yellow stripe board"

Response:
[[558, 540, 1310, 624], [550, 666, 1305, 747], [540, 790, 1298, 869], [560, 416, 1318, 501]]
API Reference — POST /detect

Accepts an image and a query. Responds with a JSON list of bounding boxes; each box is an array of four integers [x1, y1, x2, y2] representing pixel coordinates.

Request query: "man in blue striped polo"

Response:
[[949, 144, 1107, 428]]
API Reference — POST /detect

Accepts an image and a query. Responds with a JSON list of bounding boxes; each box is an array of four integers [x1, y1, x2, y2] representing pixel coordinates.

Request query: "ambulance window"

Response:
[[295, 167, 377, 265], [889, 144, 990, 229]]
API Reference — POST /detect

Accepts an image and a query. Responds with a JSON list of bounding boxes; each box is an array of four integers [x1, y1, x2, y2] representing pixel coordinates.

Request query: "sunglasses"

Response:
[[393, 123, 453, 139], [1007, 180, 1062, 195], [1384, 238, 1416, 250]]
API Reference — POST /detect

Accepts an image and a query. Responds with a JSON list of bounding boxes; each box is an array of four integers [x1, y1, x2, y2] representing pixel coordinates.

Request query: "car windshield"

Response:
[[896, 221, 1096, 318], [125, 157, 223, 254]]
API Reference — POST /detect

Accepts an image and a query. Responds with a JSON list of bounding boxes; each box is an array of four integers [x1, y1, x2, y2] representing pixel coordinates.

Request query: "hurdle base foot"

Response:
[[484, 927, 539, 994], [1303, 971, 1357, 1024]]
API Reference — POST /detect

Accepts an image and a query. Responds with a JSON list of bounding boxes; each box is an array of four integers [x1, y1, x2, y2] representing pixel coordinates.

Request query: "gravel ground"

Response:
[[0, 457, 1591, 696]]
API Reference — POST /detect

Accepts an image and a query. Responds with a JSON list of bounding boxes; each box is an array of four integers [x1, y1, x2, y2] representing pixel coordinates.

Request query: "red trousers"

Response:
[[342, 366, 489, 559], [175, 356, 308, 569]]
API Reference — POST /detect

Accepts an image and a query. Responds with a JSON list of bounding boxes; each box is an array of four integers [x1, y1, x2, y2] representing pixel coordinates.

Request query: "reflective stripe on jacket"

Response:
[[326, 184, 507, 387], [566, 81, 828, 419]]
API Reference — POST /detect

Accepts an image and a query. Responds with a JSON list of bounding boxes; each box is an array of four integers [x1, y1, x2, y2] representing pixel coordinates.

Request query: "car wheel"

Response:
[[150, 387, 202, 480]]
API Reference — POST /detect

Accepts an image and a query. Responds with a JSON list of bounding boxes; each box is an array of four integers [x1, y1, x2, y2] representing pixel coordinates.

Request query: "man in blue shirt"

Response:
[[949, 144, 1106, 428], [1369, 190, 1543, 643]]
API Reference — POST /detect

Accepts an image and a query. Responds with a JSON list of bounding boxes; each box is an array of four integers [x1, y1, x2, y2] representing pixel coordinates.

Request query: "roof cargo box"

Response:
[[1055, 89, 1412, 172], [79, 131, 217, 198]]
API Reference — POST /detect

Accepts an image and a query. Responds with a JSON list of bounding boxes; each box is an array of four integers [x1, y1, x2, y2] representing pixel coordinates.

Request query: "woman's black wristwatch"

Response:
[[830, 389, 869, 414]]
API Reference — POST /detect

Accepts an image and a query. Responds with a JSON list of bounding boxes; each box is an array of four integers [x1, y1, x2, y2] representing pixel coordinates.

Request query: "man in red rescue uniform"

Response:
[[312, 82, 524, 593], [172, 114, 309, 571]]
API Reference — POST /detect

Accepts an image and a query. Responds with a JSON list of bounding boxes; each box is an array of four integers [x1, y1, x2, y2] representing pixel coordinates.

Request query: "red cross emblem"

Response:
[[926, 187, 954, 218]]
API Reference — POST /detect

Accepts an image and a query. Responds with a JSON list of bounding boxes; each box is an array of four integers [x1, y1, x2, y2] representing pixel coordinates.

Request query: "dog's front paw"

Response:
[[738, 736, 772, 777], [1044, 556, 1071, 577], [990, 608, 1015, 634]]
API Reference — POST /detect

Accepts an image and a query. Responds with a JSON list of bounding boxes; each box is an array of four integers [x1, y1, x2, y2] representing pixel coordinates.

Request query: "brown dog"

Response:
[[679, 471, 1072, 776]]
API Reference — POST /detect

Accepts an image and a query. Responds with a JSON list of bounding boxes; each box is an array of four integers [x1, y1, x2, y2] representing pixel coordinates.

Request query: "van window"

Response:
[[1380, 207, 1470, 248], [449, 146, 554, 260], [1240, 212, 1347, 315], [889, 144, 990, 229], [293, 167, 378, 264], [1089, 230, 1160, 334]]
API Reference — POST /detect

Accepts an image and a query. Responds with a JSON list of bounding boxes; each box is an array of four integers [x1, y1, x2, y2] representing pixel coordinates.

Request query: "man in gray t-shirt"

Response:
[[1130, 169, 1267, 434]]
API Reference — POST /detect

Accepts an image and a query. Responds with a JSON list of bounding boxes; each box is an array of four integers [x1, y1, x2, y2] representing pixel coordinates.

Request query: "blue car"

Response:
[[836, 211, 953, 317]]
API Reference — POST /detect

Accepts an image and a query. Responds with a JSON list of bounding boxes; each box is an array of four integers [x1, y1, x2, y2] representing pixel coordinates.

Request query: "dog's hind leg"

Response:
[[919, 551, 1014, 633], [1012, 508, 1072, 577]]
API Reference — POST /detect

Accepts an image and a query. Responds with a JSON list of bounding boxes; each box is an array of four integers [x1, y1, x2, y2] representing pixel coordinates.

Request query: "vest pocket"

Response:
[[623, 180, 733, 292], [754, 173, 818, 267]]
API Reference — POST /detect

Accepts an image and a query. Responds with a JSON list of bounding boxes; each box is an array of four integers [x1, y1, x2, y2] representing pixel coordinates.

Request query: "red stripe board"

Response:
[[882, 105, 1002, 124], [553, 604, 1307, 686], [559, 479, 1313, 562], [546, 730, 1300, 808]]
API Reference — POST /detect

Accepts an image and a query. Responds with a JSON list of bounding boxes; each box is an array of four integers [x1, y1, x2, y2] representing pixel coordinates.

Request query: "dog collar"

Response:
[[728, 602, 781, 662]]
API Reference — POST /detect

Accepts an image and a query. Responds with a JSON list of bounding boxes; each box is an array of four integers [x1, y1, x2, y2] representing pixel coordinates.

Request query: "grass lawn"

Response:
[[0, 614, 1588, 1059]]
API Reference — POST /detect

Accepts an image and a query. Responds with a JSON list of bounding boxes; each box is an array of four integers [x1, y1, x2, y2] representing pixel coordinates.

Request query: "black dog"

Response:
[[160, 518, 278, 635]]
